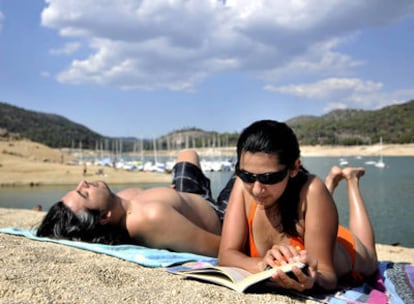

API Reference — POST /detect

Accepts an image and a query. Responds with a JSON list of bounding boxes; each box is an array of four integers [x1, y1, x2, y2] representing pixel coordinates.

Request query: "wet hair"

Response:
[[237, 120, 309, 237], [36, 201, 133, 245]]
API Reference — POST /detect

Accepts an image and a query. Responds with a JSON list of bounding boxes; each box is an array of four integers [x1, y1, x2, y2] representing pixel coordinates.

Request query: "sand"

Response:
[[1, 208, 413, 304], [0, 139, 413, 303], [1, 208, 298, 304], [0, 139, 172, 186]]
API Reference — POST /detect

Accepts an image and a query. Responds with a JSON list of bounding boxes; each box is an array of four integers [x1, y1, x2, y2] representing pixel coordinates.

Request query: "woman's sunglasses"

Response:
[[236, 166, 289, 185]]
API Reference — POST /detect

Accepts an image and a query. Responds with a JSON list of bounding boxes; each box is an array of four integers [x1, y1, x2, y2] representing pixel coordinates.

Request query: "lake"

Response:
[[0, 156, 413, 247]]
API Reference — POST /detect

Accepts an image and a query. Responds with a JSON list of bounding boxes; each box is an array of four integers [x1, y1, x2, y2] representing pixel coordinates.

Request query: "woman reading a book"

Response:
[[218, 120, 378, 291]]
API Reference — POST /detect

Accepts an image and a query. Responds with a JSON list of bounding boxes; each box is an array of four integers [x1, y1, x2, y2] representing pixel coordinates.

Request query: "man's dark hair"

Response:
[[36, 201, 132, 245]]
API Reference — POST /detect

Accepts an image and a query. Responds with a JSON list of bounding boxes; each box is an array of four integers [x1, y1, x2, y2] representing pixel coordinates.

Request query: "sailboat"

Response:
[[143, 138, 166, 172], [339, 158, 349, 166], [375, 137, 385, 168]]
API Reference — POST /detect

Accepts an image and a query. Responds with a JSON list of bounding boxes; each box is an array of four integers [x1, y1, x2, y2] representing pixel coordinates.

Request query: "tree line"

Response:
[[1, 100, 413, 151]]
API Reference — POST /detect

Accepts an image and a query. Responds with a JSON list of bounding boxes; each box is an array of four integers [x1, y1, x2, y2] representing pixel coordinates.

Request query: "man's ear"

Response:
[[289, 159, 301, 178], [99, 210, 112, 225]]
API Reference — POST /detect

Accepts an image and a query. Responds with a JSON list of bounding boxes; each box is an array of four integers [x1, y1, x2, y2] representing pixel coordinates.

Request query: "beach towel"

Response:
[[279, 261, 414, 304], [0, 227, 215, 267], [1, 228, 413, 303], [323, 261, 414, 304]]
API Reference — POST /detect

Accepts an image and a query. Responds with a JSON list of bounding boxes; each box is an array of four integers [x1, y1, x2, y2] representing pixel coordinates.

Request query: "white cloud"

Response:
[[265, 77, 413, 111], [324, 102, 348, 112], [266, 78, 383, 99], [49, 42, 81, 55], [41, 0, 414, 94], [259, 38, 365, 82]]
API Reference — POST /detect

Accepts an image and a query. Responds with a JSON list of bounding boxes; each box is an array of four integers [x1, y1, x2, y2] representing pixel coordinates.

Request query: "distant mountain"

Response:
[[0, 100, 413, 150], [286, 100, 414, 145], [0, 102, 105, 149], [159, 127, 239, 150]]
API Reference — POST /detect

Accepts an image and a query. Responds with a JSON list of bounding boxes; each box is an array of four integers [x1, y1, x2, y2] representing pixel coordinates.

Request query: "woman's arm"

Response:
[[303, 176, 338, 290], [268, 176, 338, 291], [217, 178, 267, 273]]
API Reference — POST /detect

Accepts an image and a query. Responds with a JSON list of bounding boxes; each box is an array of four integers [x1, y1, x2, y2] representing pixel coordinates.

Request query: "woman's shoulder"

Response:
[[229, 178, 254, 212], [300, 173, 335, 214], [305, 175, 327, 194]]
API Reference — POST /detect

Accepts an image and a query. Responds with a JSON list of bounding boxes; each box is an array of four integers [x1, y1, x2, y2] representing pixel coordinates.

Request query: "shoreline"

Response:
[[300, 143, 414, 157], [1, 140, 413, 187]]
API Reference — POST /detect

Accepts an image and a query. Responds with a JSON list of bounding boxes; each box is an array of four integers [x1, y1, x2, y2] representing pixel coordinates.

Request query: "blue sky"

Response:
[[1, 0, 413, 138]]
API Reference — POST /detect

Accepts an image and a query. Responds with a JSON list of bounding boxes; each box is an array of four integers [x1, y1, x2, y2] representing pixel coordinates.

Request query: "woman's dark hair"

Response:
[[237, 120, 300, 168], [36, 201, 133, 245], [237, 120, 309, 237]]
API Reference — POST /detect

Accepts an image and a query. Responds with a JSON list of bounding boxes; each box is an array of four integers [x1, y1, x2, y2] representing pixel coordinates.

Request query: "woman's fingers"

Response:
[[268, 249, 316, 291], [266, 244, 301, 266], [272, 266, 314, 291]]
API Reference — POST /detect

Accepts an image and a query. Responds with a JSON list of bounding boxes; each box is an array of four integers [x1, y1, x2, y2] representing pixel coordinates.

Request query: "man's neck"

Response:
[[108, 194, 129, 228]]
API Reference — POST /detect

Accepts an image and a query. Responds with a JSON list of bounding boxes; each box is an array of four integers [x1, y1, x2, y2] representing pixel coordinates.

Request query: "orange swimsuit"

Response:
[[247, 200, 359, 279], [247, 200, 308, 257]]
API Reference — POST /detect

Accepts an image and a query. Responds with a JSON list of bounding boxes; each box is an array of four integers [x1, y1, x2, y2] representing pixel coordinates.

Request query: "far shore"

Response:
[[0, 139, 413, 186]]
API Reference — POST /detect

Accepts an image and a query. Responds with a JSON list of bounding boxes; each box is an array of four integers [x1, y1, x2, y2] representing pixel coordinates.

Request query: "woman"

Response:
[[218, 120, 378, 291]]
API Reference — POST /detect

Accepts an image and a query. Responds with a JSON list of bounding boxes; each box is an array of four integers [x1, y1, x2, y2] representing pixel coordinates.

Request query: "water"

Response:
[[302, 156, 414, 248], [0, 156, 413, 247]]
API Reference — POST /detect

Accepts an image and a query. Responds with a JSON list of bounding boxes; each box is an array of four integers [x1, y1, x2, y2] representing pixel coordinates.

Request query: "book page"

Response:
[[168, 262, 253, 283], [168, 261, 307, 293]]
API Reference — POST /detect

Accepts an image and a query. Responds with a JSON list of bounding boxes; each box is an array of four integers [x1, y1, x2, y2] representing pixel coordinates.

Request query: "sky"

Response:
[[0, 0, 413, 138]]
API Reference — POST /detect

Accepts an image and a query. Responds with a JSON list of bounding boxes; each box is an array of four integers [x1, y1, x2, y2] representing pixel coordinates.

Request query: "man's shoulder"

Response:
[[117, 188, 145, 199]]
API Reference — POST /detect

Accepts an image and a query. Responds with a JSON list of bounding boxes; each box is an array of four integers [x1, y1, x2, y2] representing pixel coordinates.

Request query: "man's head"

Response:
[[36, 181, 131, 245], [36, 201, 101, 241], [62, 180, 112, 213]]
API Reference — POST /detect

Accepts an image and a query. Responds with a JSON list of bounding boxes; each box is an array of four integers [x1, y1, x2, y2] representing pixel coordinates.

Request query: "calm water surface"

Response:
[[1, 156, 413, 247]]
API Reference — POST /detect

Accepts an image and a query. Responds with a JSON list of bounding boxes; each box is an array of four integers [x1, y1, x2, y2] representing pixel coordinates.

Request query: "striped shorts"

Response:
[[171, 161, 229, 222]]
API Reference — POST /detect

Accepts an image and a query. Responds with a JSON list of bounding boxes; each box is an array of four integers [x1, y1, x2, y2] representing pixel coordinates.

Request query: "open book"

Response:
[[167, 261, 308, 293]]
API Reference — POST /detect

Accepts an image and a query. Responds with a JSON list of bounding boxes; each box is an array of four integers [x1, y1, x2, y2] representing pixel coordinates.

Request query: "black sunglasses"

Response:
[[236, 166, 289, 185]]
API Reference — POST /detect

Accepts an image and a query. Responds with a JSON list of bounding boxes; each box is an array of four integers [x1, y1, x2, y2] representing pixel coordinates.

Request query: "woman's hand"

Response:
[[263, 244, 300, 266], [263, 246, 317, 291]]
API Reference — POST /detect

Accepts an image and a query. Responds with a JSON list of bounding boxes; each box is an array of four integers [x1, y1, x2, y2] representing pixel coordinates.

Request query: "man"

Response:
[[37, 150, 227, 257]]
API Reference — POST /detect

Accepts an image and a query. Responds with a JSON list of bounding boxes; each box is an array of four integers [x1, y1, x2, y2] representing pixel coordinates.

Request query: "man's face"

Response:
[[62, 180, 112, 213]]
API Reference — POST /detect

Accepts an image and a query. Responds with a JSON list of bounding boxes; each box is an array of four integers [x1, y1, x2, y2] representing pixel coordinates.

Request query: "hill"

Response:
[[286, 100, 414, 145], [0, 102, 105, 149], [1, 100, 413, 150], [0, 102, 240, 150]]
